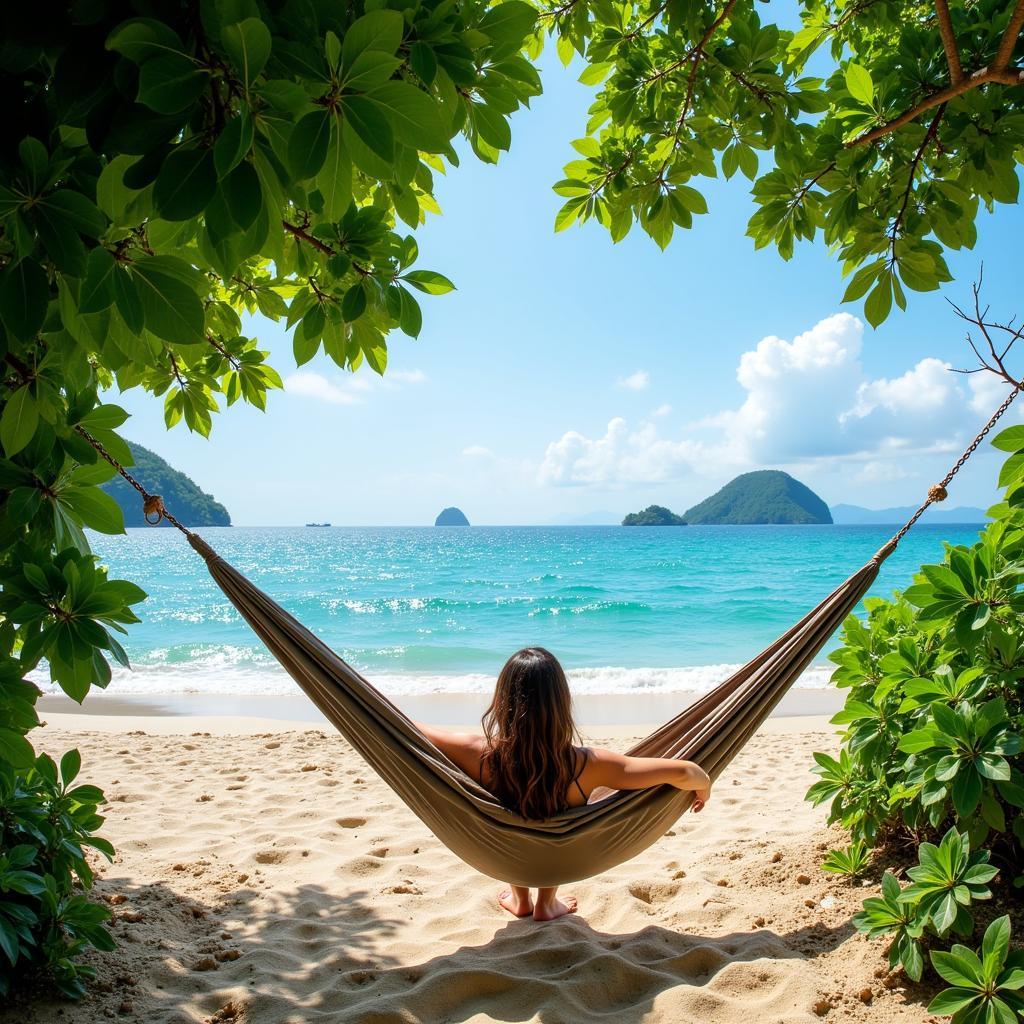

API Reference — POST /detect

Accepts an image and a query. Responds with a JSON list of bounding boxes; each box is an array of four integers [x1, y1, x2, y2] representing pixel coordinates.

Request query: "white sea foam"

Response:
[[34, 659, 835, 698]]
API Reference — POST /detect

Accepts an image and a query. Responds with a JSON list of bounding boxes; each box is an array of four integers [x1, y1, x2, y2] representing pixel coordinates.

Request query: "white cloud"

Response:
[[539, 418, 711, 487], [617, 370, 650, 391], [284, 367, 427, 404], [538, 313, 1014, 490], [651, 403, 672, 418], [462, 445, 494, 458], [284, 372, 358, 405], [391, 369, 427, 385]]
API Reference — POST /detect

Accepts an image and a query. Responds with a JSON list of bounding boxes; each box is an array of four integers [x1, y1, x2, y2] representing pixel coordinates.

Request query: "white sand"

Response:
[[5, 713, 936, 1024]]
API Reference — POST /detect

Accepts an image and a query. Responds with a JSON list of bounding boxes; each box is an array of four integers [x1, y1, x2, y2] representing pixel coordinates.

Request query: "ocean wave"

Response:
[[33, 661, 835, 698]]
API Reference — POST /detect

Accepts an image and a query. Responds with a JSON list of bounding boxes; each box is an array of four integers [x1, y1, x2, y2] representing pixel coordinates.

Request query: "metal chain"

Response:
[[889, 380, 1024, 547], [73, 426, 195, 537]]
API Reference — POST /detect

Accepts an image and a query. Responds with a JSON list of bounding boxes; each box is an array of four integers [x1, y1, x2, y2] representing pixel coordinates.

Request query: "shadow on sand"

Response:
[[0, 873, 892, 1024]]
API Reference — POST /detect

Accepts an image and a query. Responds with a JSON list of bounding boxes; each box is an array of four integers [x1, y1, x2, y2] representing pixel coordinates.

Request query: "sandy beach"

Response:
[[1, 703, 942, 1024]]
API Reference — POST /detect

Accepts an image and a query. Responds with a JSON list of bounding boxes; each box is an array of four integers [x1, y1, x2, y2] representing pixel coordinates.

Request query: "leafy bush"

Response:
[[928, 916, 1024, 1023], [852, 828, 998, 980], [810, 423, 1024, 1002], [820, 840, 870, 877], [0, 750, 114, 999]]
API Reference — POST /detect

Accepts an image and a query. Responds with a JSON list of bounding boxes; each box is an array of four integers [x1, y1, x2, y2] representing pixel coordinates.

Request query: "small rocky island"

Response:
[[102, 442, 231, 527], [435, 507, 470, 526], [622, 505, 687, 526], [684, 470, 831, 525]]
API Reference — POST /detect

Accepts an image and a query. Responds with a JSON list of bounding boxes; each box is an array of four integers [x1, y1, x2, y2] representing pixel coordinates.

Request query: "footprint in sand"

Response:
[[336, 817, 367, 829], [264, 741, 281, 750], [628, 879, 681, 904], [255, 849, 288, 865]]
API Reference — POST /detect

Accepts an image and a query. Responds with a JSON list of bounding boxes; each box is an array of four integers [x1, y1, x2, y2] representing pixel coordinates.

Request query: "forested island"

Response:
[[621, 505, 687, 526], [684, 471, 832, 525], [102, 442, 231, 527]]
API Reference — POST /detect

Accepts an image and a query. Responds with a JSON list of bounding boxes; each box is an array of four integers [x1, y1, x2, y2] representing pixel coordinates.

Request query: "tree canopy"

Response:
[[544, 0, 1023, 325]]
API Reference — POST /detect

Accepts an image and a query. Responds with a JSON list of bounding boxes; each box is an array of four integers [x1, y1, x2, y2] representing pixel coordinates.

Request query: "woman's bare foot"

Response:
[[497, 887, 533, 917], [533, 893, 577, 921]]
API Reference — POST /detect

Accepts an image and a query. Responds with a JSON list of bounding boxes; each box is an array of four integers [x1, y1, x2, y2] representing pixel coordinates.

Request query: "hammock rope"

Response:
[[67, 383, 1022, 886]]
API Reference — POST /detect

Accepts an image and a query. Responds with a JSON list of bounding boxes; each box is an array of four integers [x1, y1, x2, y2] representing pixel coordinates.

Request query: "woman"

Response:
[[416, 647, 711, 922]]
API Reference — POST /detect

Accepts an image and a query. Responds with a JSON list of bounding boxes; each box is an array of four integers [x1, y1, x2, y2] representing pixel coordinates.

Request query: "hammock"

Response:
[[77, 385, 1020, 888]]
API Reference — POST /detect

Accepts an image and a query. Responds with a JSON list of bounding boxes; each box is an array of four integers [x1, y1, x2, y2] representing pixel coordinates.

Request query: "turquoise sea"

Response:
[[64, 524, 984, 698]]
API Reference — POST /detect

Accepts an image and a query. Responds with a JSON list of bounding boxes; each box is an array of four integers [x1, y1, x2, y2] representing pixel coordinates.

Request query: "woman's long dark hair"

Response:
[[481, 647, 582, 820]]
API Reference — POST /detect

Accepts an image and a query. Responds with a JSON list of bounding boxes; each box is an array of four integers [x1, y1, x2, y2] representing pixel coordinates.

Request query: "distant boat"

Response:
[[305, 522, 331, 527]]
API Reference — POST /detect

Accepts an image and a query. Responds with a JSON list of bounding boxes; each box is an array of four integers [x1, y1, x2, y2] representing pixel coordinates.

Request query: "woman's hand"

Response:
[[690, 783, 711, 813]]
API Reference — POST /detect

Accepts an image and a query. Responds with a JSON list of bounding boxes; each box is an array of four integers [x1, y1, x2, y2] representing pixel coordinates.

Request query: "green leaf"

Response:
[[137, 52, 206, 114], [864, 275, 892, 328], [224, 161, 262, 230], [316, 118, 353, 219], [479, 1, 537, 46], [845, 63, 874, 104], [398, 286, 421, 338], [60, 748, 82, 786], [951, 768, 982, 818], [341, 96, 394, 163], [926, 989, 980, 1016], [288, 110, 332, 181], [153, 146, 217, 221], [59, 487, 126, 534], [402, 270, 455, 295], [79, 247, 117, 314], [341, 10, 404, 68], [982, 915, 1011, 970], [106, 18, 185, 63], [129, 255, 205, 345], [473, 104, 511, 152], [112, 265, 145, 333], [0, 387, 39, 457], [214, 112, 254, 178], [221, 18, 272, 85], [369, 82, 450, 153], [409, 42, 437, 85], [992, 425, 1024, 453], [0, 257, 49, 341], [341, 283, 367, 322]]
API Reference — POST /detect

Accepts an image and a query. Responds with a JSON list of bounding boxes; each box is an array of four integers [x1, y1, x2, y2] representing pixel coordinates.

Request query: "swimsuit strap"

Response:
[[573, 748, 589, 802]]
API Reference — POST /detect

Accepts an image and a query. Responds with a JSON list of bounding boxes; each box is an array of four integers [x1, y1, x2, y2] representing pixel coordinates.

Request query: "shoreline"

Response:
[[38, 686, 845, 730]]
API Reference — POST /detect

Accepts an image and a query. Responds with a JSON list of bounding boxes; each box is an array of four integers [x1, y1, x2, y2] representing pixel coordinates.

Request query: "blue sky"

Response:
[[115, 54, 1023, 526]]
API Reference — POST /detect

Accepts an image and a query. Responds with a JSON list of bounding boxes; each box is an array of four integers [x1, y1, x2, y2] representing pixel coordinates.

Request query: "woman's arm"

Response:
[[587, 749, 712, 812], [414, 722, 486, 781]]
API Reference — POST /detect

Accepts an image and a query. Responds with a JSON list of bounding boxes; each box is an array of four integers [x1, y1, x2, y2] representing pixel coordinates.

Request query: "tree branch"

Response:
[[628, 0, 672, 40], [282, 219, 335, 256], [848, 65, 1023, 146], [994, 0, 1024, 69], [934, 0, 963, 82], [888, 104, 945, 256], [643, 0, 738, 88], [949, 268, 1024, 386], [791, 162, 836, 207]]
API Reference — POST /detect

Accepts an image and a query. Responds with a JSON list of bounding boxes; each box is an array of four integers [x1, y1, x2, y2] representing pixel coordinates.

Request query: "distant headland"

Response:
[[102, 442, 230, 527], [435, 507, 470, 526]]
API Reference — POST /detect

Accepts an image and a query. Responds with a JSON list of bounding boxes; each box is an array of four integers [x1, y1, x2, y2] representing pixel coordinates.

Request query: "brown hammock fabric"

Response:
[[75, 381, 1021, 887], [185, 530, 895, 886]]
